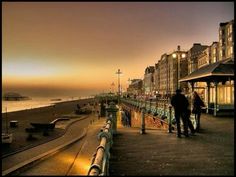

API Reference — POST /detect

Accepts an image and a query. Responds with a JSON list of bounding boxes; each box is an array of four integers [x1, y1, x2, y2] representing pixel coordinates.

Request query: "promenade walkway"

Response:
[[109, 113, 234, 176]]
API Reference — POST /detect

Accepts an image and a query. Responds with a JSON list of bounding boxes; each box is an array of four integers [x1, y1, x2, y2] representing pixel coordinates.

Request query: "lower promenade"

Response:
[[109, 113, 234, 176]]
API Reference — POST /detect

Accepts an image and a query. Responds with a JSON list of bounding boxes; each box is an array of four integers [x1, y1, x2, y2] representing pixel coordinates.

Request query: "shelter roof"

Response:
[[179, 58, 234, 82]]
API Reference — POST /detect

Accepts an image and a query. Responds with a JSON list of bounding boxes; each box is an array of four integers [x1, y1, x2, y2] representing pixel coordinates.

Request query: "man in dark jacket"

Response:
[[171, 89, 189, 138]]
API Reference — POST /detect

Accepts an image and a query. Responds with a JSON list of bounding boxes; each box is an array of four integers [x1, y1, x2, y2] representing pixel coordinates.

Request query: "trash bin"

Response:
[[10, 120, 18, 128]]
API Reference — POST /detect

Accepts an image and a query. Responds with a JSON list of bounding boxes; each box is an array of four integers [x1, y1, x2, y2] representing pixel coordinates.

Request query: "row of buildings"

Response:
[[127, 19, 234, 116]]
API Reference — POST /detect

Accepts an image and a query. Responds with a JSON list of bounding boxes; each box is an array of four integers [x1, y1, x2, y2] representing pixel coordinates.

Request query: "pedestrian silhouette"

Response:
[[192, 91, 205, 132], [185, 107, 195, 135], [171, 89, 189, 138]]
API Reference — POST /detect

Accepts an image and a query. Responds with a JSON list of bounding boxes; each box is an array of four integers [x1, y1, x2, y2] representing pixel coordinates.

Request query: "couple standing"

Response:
[[171, 89, 204, 138]]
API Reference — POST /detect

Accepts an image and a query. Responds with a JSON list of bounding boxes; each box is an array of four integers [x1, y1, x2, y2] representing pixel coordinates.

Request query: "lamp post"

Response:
[[116, 69, 122, 104], [172, 52, 186, 90]]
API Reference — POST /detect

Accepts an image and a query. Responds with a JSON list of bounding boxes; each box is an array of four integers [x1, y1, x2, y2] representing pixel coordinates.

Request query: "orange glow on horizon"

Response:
[[2, 2, 234, 95]]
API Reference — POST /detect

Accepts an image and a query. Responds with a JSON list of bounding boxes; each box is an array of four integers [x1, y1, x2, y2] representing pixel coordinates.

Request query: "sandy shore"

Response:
[[1, 98, 95, 157]]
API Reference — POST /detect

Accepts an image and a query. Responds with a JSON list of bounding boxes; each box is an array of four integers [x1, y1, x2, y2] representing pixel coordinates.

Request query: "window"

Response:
[[232, 84, 234, 103], [227, 47, 231, 56], [229, 24, 232, 33], [213, 48, 216, 54], [213, 56, 216, 62], [219, 39, 222, 46], [210, 87, 215, 103], [217, 82, 234, 104], [220, 50, 223, 57], [218, 86, 225, 103], [230, 46, 233, 55], [220, 29, 222, 35]]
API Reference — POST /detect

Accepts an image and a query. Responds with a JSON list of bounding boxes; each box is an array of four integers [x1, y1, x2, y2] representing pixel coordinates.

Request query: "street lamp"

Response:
[[172, 52, 186, 90], [116, 69, 122, 104]]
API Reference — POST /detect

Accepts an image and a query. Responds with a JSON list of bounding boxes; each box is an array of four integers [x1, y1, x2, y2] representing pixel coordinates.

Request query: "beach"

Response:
[[1, 98, 94, 156]]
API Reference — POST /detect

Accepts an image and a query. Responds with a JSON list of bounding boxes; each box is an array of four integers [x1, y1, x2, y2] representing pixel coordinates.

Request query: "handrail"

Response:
[[87, 119, 113, 176], [120, 98, 196, 131]]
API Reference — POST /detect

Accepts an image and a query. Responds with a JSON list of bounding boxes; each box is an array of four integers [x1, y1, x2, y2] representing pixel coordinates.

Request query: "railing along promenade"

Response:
[[88, 107, 115, 176], [120, 97, 195, 132], [87, 98, 197, 176]]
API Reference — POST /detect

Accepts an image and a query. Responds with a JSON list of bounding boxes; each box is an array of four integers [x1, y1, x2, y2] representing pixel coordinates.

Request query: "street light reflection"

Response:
[[54, 154, 91, 175], [69, 155, 91, 175]]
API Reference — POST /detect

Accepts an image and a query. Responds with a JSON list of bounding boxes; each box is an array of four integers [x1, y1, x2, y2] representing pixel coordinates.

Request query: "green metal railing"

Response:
[[87, 119, 113, 176], [120, 98, 197, 132]]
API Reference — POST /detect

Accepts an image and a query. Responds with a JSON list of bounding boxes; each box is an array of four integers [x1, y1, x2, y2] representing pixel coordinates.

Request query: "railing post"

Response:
[[168, 105, 172, 133], [144, 99, 147, 111], [155, 99, 158, 114], [149, 99, 151, 112], [164, 103, 166, 116], [140, 107, 146, 134], [106, 102, 119, 135]]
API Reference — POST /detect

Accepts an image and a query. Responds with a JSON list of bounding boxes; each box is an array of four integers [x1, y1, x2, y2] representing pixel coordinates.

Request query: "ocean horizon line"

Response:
[[2, 95, 95, 114]]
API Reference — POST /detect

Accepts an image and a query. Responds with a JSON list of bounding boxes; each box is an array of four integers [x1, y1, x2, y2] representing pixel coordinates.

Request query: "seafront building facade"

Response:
[[143, 66, 155, 96], [126, 19, 234, 116], [180, 20, 234, 116], [194, 42, 220, 102], [187, 43, 208, 74], [219, 20, 234, 61], [127, 79, 143, 97], [153, 46, 188, 97]]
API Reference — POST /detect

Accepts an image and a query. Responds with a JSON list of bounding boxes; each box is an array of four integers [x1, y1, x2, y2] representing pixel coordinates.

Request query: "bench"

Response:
[[25, 118, 70, 139], [10, 120, 18, 128], [30, 122, 55, 130]]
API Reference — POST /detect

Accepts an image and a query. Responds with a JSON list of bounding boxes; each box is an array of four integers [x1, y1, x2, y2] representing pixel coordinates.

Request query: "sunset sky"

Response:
[[2, 2, 234, 97]]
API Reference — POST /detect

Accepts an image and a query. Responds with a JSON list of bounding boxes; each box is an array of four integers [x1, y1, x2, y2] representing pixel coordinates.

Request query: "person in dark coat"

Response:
[[171, 89, 189, 138], [192, 91, 205, 132]]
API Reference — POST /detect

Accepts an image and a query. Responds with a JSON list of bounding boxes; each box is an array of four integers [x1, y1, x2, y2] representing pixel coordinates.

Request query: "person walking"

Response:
[[192, 91, 205, 132], [171, 89, 189, 138]]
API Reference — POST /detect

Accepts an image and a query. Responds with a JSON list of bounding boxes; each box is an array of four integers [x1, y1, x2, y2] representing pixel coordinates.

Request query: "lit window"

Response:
[[230, 46, 233, 55], [229, 24, 232, 34], [213, 56, 216, 62], [220, 50, 222, 57], [213, 48, 216, 54]]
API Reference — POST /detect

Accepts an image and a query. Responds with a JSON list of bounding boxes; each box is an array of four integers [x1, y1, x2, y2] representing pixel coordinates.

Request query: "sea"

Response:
[[2, 96, 94, 113]]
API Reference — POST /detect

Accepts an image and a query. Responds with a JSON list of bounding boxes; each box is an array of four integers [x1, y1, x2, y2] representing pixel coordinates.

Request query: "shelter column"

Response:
[[213, 82, 218, 116], [206, 82, 210, 114], [189, 82, 194, 110]]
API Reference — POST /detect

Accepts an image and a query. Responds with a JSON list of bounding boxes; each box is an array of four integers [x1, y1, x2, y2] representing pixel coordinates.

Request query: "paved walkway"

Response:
[[109, 113, 234, 176]]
